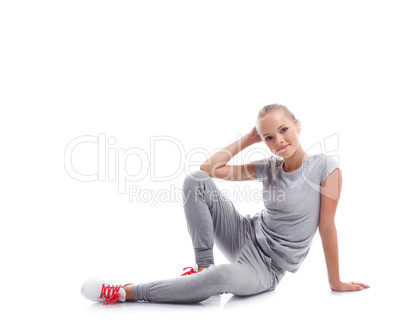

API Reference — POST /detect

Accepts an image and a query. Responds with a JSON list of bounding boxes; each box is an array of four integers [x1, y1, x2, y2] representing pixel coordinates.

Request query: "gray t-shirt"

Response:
[[247, 153, 340, 273]]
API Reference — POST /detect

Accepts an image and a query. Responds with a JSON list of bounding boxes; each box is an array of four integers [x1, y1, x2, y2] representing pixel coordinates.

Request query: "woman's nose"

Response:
[[276, 134, 284, 143]]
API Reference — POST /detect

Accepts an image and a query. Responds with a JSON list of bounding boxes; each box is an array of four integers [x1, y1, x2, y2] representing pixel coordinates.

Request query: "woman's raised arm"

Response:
[[200, 126, 262, 181]]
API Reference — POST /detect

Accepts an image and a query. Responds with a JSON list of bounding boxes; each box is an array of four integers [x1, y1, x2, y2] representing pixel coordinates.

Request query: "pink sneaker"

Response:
[[181, 264, 198, 276], [81, 278, 129, 304]]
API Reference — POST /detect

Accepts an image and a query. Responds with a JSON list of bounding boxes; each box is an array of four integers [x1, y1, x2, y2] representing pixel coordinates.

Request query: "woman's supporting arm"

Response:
[[320, 225, 369, 291], [319, 169, 370, 291], [319, 224, 341, 289]]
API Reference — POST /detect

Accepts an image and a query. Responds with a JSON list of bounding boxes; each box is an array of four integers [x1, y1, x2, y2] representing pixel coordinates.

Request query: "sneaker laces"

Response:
[[181, 267, 197, 276], [100, 283, 122, 305]]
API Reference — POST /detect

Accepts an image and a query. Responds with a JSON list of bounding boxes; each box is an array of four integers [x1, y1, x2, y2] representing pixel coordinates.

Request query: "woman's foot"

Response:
[[81, 278, 132, 304], [181, 264, 209, 276]]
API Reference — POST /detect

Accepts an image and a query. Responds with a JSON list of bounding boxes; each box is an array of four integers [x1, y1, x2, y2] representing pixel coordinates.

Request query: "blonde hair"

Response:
[[257, 104, 299, 124]]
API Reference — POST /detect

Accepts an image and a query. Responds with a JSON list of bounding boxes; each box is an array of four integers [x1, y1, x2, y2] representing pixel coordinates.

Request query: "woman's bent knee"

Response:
[[182, 169, 211, 191]]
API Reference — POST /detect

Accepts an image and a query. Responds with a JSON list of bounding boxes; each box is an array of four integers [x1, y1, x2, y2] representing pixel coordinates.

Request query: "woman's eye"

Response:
[[266, 128, 288, 141]]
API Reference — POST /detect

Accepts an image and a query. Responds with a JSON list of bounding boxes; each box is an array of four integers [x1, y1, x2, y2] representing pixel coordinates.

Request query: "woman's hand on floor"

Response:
[[330, 281, 370, 292]]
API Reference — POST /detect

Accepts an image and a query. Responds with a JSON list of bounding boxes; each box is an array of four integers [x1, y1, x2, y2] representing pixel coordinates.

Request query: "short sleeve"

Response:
[[254, 158, 270, 182], [320, 155, 341, 185]]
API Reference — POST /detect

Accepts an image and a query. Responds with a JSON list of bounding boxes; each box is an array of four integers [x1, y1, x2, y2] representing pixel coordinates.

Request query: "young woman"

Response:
[[81, 104, 369, 305]]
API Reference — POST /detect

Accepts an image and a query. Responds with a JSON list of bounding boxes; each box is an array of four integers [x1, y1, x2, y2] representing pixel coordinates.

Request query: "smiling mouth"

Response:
[[278, 145, 289, 151]]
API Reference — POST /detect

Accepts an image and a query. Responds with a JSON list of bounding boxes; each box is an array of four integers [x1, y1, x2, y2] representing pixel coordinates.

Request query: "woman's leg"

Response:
[[81, 170, 283, 305], [125, 171, 283, 304], [182, 170, 250, 267], [129, 239, 282, 303]]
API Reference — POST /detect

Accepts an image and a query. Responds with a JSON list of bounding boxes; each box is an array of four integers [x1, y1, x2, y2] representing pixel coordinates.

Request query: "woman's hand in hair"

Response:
[[247, 126, 263, 145]]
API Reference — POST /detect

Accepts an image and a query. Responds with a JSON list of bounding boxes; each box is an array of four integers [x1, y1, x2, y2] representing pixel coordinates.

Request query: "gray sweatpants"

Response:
[[131, 170, 286, 303]]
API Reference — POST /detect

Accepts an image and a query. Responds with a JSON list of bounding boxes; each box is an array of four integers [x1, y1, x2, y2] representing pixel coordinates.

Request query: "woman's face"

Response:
[[257, 111, 302, 158]]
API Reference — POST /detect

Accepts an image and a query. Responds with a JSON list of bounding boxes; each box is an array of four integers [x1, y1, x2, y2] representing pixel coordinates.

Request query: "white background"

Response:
[[1, 1, 401, 333]]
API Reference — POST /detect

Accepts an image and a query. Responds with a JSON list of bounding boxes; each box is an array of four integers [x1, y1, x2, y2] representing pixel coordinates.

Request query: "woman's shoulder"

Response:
[[307, 153, 340, 182], [308, 153, 338, 164]]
